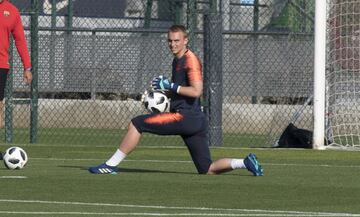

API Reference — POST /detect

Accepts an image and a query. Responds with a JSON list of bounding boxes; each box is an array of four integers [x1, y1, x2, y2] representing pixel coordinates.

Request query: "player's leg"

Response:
[[117, 122, 141, 154], [105, 122, 140, 166], [207, 158, 234, 174], [0, 68, 9, 129], [181, 131, 212, 174], [181, 131, 252, 175], [179, 116, 233, 175], [0, 69, 8, 160], [0, 102, 3, 129], [89, 112, 187, 174], [208, 154, 264, 176], [181, 114, 263, 175], [88, 121, 140, 174]]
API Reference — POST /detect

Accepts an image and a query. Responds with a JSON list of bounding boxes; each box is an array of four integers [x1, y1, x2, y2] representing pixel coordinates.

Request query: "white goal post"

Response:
[[313, 0, 327, 150], [314, 0, 360, 149]]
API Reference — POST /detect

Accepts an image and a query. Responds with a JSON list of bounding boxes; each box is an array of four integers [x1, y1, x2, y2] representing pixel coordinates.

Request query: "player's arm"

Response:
[[11, 10, 32, 84], [151, 76, 202, 98], [179, 54, 203, 98], [177, 80, 202, 98], [152, 54, 203, 98]]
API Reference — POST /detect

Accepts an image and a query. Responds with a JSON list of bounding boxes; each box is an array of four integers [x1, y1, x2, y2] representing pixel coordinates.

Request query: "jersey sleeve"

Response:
[[11, 10, 31, 69], [185, 52, 202, 82]]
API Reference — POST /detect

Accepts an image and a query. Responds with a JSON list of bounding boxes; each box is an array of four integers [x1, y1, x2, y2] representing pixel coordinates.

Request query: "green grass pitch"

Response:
[[0, 128, 270, 148], [0, 142, 360, 216]]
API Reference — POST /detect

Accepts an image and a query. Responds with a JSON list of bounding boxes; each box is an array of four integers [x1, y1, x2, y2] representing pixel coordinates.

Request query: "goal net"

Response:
[[326, 0, 360, 148]]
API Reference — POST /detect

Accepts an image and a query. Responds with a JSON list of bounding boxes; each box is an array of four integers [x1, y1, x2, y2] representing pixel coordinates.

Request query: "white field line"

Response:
[[0, 176, 27, 179], [0, 211, 355, 216], [0, 199, 359, 216], [0, 211, 357, 217], [29, 157, 360, 168]]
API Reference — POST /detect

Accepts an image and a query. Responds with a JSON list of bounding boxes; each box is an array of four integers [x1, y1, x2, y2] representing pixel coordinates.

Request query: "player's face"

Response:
[[168, 31, 188, 58]]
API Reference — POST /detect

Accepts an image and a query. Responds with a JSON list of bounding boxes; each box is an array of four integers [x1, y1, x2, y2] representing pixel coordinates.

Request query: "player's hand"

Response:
[[23, 69, 32, 85], [151, 75, 179, 93], [152, 75, 171, 90]]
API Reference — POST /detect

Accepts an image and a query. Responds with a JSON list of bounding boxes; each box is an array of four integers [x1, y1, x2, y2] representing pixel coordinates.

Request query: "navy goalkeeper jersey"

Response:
[[170, 49, 203, 112]]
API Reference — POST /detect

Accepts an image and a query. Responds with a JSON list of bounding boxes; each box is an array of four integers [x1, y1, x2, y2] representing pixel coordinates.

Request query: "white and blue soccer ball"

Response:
[[143, 91, 170, 113], [3, 146, 28, 170]]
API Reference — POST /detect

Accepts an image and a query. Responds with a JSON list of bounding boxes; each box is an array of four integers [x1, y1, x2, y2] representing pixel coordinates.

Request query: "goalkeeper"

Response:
[[89, 25, 263, 176]]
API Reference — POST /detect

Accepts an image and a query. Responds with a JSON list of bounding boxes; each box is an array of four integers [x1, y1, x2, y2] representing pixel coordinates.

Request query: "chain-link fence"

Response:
[[4, 0, 315, 148]]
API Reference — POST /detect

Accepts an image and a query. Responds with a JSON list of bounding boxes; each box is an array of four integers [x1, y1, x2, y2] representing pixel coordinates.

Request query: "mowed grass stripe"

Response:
[[29, 157, 360, 169], [1, 145, 360, 215]]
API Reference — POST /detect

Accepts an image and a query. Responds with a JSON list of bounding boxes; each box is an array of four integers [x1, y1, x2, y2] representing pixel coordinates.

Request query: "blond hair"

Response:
[[168, 25, 188, 38]]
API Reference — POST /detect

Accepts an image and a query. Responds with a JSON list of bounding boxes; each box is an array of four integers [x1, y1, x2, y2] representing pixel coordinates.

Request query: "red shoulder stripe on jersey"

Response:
[[185, 51, 202, 82], [145, 112, 183, 125]]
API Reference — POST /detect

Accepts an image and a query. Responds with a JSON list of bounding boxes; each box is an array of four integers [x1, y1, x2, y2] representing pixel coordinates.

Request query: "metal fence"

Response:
[[4, 0, 315, 148]]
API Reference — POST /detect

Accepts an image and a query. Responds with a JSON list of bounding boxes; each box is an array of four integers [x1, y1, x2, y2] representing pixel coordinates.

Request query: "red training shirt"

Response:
[[0, 0, 31, 70]]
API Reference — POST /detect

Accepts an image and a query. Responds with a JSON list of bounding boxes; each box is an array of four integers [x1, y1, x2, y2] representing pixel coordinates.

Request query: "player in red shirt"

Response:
[[0, 0, 32, 128]]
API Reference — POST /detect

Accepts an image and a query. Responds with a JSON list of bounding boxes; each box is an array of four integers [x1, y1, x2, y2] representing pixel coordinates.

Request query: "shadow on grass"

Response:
[[58, 165, 195, 175], [58, 165, 248, 176]]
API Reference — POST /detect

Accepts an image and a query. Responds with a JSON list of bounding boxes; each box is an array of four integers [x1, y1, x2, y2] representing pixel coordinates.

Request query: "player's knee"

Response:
[[198, 170, 209, 175], [205, 164, 218, 175], [130, 119, 142, 134], [206, 170, 216, 175], [195, 166, 208, 174], [196, 163, 212, 175]]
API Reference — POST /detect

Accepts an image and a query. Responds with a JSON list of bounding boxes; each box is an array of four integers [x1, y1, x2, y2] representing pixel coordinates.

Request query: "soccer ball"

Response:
[[3, 146, 28, 170], [143, 91, 170, 113]]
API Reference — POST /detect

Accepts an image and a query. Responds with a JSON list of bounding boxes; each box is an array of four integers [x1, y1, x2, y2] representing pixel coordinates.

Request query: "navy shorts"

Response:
[[0, 69, 9, 101], [132, 110, 212, 174]]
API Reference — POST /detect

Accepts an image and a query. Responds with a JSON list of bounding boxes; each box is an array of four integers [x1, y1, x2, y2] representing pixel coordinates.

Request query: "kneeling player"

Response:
[[88, 25, 263, 176]]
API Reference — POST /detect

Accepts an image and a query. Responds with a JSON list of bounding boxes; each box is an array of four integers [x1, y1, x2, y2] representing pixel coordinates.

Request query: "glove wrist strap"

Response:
[[170, 83, 180, 93]]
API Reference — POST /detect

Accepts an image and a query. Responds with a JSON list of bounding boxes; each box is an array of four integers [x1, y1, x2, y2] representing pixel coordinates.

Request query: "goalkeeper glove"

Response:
[[152, 76, 180, 93]]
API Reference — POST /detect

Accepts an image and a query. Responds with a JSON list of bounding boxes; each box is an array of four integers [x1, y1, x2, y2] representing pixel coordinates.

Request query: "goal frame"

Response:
[[314, 0, 360, 149], [312, 0, 326, 149]]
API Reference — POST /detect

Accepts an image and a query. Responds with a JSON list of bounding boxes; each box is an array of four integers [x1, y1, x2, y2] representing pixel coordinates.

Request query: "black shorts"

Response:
[[132, 110, 212, 174], [0, 69, 9, 101]]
